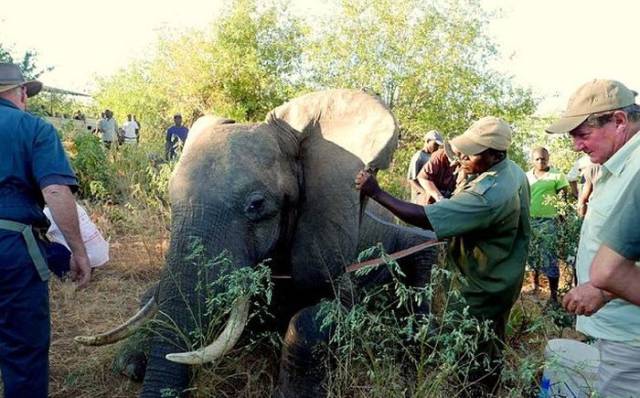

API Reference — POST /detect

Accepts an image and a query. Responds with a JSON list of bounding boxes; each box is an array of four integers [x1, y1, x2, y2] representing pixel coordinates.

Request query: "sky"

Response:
[[2, 0, 639, 115]]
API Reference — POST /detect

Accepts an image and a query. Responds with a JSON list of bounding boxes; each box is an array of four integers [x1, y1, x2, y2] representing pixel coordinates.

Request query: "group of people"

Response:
[[96, 110, 140, 148], [1, 57, 639, 397], [358, 79, 640, 397], [95, 109, 190, 161]]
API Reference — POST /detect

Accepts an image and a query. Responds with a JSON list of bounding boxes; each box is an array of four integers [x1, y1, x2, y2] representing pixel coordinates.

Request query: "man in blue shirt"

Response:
[[0, 63, 91, 397], [165, 113, 189, 160]]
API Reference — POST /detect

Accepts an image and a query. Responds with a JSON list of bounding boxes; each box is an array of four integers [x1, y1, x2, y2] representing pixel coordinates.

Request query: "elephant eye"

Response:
[[247, 198, 264, 212], [244, 192, 271, 221]]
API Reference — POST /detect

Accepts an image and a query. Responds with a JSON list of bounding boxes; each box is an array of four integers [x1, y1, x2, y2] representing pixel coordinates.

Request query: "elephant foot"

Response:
[[277, 305, 331, 398], [114, 350, 147, 382]]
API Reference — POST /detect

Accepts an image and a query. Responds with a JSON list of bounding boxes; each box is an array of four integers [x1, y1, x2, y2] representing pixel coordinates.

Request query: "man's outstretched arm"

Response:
[[356, 170, 432, 229]]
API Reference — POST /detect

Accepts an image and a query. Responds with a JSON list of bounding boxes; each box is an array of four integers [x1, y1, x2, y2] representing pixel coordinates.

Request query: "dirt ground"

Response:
[[49, 237, 166, 397]]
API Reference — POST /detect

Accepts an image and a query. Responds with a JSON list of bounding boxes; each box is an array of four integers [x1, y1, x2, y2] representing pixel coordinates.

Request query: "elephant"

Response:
[[76, 89, 438, 397]]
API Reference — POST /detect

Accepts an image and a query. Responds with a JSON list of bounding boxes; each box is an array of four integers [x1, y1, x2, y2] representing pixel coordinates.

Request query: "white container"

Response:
[[540, 338, 599, 398], [44, 203, 109, 268]]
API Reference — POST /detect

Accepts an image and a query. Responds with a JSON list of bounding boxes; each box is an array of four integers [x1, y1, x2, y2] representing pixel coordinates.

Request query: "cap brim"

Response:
[[434, 138, 443, 145], [0, 84, 21, 94], [443, 141, 456, 162], [25, 81, 42, 97], [450, 134, 487, 156], [545, 114, 588, 134]]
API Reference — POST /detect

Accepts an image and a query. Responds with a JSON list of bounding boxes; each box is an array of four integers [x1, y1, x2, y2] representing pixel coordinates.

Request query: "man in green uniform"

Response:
[[356, 116, 531, 394]]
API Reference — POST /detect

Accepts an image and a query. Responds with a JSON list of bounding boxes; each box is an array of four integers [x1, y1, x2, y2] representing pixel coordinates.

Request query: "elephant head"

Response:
[[77, 89, 399, 397]]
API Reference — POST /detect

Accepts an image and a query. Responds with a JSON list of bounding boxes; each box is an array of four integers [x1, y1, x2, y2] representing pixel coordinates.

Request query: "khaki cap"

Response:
[[450, 116, 512, 156], [546, 79, 638, 134], [0, 63, 42, 97], [424, 129, 444, 145]]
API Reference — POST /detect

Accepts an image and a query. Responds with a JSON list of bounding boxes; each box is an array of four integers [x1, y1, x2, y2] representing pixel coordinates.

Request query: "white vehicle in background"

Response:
[[39, 85, 96, 133], [45, 115, 98, 134]]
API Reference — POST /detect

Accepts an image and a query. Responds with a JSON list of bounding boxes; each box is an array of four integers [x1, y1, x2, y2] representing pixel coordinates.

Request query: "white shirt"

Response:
[[122, 120, 139, 139]]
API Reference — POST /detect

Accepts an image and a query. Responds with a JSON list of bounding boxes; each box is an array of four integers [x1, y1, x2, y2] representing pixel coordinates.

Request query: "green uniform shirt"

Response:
[[526, 167, 569, 218], [425, 159, 531, 319]]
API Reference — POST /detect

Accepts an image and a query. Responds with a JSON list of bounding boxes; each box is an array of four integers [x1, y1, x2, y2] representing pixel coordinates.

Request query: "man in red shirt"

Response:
[[417, 141, 460, 204]]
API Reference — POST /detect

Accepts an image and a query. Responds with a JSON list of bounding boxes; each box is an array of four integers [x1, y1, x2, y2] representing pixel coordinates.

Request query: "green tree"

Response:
[[1, 43, 57, 116], [512, 115, 579, 173], [0, 43, 50, 80], [304, 0, 536, 195], [94, 62, 170, 140], [94, 0, 306, 142]]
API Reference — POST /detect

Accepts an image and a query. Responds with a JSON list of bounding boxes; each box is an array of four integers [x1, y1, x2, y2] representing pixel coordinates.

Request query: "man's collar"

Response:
[[0, 97, 20, 110], [488, 157, 509, 174], [602, 131, 640, 176]]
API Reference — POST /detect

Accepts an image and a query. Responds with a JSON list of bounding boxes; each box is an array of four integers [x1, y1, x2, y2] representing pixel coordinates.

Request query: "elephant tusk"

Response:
[[165, 295, 250, 365], [74, 297, 158, 346]]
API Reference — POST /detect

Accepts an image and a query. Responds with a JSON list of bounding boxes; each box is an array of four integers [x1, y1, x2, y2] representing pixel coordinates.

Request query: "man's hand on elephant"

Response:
[[355, 169, 381, 198], [562, 282, 609, 316]]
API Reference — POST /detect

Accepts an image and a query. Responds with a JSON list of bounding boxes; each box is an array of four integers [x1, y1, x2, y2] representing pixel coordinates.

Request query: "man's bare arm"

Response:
[[577, 178, 593, 218], [418, 177, 444, 202], [408, 179, 425, 195], [358, 171, 432, 229], [590, 244, 640, 306]]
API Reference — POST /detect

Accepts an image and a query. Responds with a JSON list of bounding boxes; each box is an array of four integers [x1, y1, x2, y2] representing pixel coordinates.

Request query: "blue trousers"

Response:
[[0, 234, 50, 398], [529, 217, 560, 278]]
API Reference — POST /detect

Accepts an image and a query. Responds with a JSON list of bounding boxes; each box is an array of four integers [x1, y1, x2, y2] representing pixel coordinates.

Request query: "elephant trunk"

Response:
[[140, 276, 197, 397], [140, 324, 191, 398], [140, 205, 255, 397]]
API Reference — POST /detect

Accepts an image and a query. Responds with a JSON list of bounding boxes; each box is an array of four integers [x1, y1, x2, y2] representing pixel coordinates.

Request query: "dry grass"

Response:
[[49, 236, 165, 398], [47, 230, 278, 398]]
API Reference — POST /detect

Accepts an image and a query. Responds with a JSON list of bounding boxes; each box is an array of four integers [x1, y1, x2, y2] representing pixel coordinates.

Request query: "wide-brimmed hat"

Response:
[[546, 79, 638, 134], [450, 116, 512, 156], [0, 63, 43, 97], [424, 129, 444, 145]]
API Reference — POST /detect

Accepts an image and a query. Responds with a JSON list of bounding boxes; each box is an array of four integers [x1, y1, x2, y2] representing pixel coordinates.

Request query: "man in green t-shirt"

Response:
[[356, 116, 530, 394], [525, 147, 569, 302]]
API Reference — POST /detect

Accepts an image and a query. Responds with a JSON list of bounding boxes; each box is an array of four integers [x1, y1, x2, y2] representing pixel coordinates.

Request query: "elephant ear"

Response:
[[267, 89, 399, 290]]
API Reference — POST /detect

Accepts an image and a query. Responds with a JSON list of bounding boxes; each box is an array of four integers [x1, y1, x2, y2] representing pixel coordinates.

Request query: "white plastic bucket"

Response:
[[540, 338, 599, 398], [44, 204, 109, 268]]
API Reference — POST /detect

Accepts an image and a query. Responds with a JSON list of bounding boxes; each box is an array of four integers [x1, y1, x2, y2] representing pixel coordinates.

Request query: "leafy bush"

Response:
[[315, 248, 535, 397], [70, 132, 117, 200]]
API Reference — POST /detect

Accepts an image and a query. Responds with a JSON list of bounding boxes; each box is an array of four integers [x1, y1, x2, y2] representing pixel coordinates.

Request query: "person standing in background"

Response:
[[97, 109, 117, 149], [406, 130, 443, 204], [525, 146, 569, 303], [165, 114, 189, 160], [122, 114, 139, 145]]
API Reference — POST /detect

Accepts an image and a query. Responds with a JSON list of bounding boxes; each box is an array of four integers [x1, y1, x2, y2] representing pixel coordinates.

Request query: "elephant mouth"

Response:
[[164, 295, 250, 365]]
